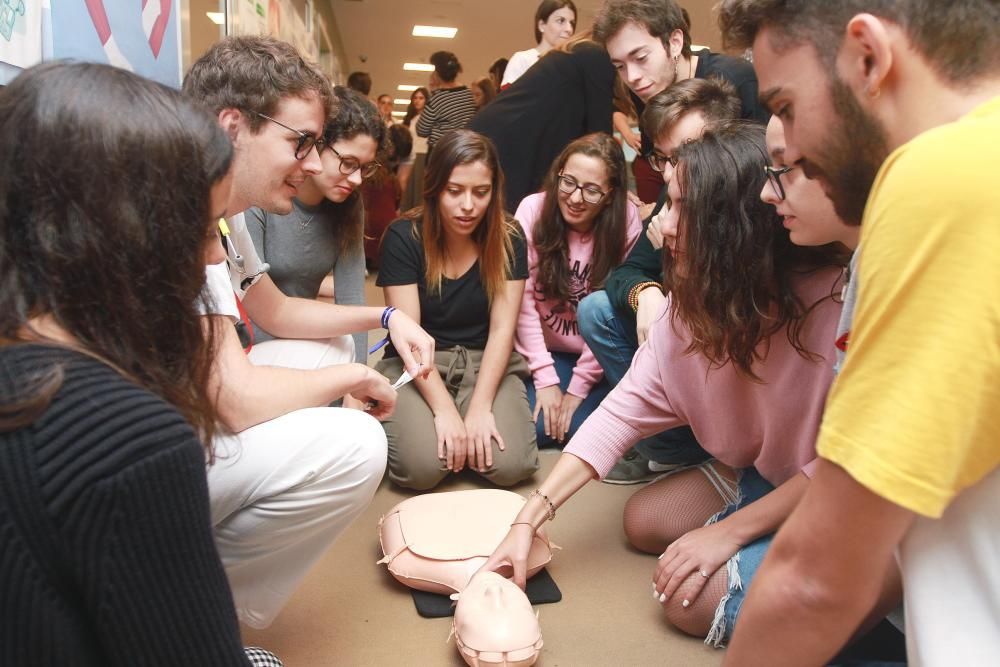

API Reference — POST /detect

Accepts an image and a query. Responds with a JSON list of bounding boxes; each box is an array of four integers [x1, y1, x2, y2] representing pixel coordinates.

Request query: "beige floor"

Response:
[[242, 277, 723, 666]]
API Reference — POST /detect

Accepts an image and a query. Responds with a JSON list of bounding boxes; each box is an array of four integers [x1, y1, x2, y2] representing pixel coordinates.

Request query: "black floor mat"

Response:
[[410, 568, 561, 618]]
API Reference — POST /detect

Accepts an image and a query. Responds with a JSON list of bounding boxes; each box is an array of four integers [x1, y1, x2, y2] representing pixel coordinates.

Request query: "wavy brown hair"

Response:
[[320, 85, 391, 254], [533, 133, 629, 304], [408, 130, 517, 302], [663, 121, 846, 380], [0, 62, 231, 444]]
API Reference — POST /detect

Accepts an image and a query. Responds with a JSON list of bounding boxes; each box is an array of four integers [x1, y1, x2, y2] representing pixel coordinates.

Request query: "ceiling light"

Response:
[[398, 84, 419, 91], [391, 111, 406, 117], [393, 98, 411, 105], [412, 25, 458, 38], [404, 63, 435, 72], [206, 11, 224, 25]]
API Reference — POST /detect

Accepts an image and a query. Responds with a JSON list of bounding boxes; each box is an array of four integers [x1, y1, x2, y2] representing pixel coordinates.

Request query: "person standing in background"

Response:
[[416, 51, 476, 154], [501, 0, 578, 88], [400, 87, 430, 211]]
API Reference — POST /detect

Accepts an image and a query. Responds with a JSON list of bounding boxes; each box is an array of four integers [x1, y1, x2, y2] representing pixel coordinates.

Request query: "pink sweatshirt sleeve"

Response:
[[514, 195, 559, 389], [565, 314, 684, 478], [567, 201, 645, 398]]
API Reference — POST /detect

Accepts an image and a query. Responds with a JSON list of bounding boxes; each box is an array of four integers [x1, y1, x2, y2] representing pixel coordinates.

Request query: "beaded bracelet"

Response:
[[529, 489, 557, 521], [627, 282, 663, 313]]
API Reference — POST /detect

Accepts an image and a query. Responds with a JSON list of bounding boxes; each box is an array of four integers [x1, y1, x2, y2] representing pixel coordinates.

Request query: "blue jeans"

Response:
[[524, 351, 611, 448], [576, 291, 708, 465]]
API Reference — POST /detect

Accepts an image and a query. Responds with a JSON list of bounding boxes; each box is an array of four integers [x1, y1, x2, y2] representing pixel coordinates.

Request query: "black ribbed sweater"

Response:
[[0, 345, 248, 666]]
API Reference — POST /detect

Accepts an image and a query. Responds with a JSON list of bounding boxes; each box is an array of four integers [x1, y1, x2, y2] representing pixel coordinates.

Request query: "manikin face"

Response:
[[310, 133, 378, 203], [762, 115, 858, 248], [606, 21, 680, 102], [538, 7, 576, 49], [228, 93, 324, 215], [556, 153, 612, 234], [438, 160, 494, 239], [651, 110, 706, 186], [204, 171, 234, 265], [412, 90, 427, 112], [752, 27, 890, 225]]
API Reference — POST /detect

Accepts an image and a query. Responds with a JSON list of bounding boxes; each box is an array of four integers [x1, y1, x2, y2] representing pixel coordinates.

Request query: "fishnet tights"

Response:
[[623, 463, 739, 638]]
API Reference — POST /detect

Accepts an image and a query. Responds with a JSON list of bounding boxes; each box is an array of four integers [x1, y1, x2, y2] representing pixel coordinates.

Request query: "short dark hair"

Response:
[[183, 35, 332, 132], [719, 0, 1000, 82], [377, 93, 392, 104], [593, 0, 692, 58], [430, 51, 462, 82], [0, 62, 230, 441], [534, 0, 578, 44], [347, 71, 372, 95], [641, 77, 742, 141]]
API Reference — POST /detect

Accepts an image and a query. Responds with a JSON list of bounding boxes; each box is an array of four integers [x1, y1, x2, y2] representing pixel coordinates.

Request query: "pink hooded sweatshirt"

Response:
[[514, 192, 642, 398], [565, 268, 843, 487]]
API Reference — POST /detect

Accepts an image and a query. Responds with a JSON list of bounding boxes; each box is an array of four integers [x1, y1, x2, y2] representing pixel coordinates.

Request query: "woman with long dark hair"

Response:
[[247, 85, 388, 364], [0, 62, 269, 664], [515, 133, 642, 447], [376, 130, 539, 491], [400, 86, 430, 211], [416, 51, 477, 153], [487, 121, 853, 647]]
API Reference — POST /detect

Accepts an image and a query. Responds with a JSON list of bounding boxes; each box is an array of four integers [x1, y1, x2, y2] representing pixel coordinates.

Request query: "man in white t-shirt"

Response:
[[183, 35, 434, 630], [717, 1, 1000, 664]]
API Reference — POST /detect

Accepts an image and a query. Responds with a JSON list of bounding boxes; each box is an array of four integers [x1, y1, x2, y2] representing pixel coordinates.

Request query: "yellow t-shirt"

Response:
[[818, 96, 1000, 518]]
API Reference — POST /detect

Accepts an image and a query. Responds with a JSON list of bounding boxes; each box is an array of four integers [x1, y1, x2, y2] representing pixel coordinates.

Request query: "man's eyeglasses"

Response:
[[326, 144, 382, 180], [556, 173, 607, 205], [246, 110, 322, 161], [764, 165, 795, 201], [645, 151, 679, 173]]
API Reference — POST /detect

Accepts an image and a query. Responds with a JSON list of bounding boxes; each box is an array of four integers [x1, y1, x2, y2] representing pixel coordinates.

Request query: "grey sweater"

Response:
[[245, 199, 367, 362]]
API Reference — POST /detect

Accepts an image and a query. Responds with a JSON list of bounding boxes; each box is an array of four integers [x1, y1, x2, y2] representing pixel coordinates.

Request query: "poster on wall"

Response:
[[1, 0, 43, 69], [233, 0, 267, 36], [49, 0, 181, 87]]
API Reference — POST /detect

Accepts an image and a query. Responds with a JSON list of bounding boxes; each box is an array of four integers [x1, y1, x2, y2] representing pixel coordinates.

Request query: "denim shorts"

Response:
[[705, 466, 775, 646]]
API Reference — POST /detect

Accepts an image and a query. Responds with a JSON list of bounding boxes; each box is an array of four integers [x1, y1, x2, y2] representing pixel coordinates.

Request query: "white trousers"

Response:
[[208, 336, 388, 628]]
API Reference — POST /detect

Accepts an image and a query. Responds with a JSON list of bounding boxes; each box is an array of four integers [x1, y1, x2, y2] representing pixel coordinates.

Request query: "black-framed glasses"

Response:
[[764, 165, 795, 201], [246, 110, 322, 161], [326, 144, 382, 180], [556, 173, 608, 205], [645, 151, 679, 173]]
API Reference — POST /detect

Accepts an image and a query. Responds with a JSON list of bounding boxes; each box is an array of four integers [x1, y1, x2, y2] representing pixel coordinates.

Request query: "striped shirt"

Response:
[[416, 86, 476, 150]]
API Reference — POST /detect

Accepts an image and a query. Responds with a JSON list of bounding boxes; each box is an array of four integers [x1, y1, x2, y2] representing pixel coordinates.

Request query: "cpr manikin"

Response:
[[377, 490, 555, 664], [450, 571, 543, 667], [378, 489, 556, 594]]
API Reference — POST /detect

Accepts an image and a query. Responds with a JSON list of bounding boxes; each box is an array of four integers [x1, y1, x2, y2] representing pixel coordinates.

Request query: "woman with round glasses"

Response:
[[247, 85, 387, 365], [514, 133, 642, 447], [376, 130, 540, 491], [486, 121, 869, 647]]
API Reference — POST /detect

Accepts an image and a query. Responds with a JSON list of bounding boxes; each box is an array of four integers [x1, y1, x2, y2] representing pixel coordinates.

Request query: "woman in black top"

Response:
[[0, 63, 268, 665], [469, 34, 616, 212], [376, 130, 539, 491]]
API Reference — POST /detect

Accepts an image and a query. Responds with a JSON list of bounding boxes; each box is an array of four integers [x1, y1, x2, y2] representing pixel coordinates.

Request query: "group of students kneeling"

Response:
[[3, 0, 998, 664]]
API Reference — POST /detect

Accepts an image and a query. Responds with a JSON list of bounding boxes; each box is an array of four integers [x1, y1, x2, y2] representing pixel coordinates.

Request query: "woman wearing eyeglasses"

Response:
[[376, 130, 539, 491], [514, 133, 642, 447], [246, 86, 387, 366], [486, 121, 860, 647]]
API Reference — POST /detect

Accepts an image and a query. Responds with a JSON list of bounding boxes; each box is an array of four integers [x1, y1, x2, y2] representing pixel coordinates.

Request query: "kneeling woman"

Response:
[[377, 130, 539, 491], [515, 133, 642, 446], [487, 122, 852, 646]]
